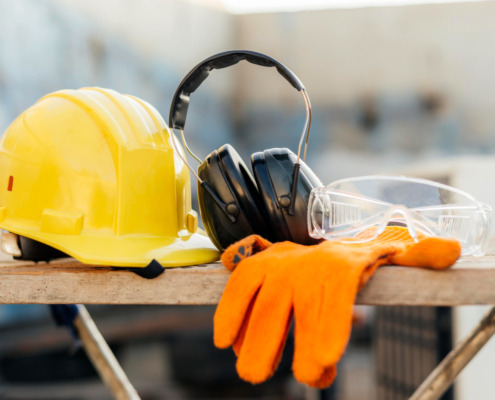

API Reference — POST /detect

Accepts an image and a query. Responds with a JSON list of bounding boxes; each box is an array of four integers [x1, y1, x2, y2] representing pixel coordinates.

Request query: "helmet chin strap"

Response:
[[124, 259, 165, 279]]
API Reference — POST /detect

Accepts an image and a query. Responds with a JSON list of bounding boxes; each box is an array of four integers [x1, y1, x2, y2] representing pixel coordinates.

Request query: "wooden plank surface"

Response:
[[0, 253, 494, 306]]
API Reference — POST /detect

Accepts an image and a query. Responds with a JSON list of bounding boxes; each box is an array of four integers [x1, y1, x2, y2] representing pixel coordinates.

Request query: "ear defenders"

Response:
[[169, 50, 322, 251]]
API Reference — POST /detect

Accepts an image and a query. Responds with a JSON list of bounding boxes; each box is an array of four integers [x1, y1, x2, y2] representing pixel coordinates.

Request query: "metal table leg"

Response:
[[409, 306, 495, 400], [75, 305, 140, 400]]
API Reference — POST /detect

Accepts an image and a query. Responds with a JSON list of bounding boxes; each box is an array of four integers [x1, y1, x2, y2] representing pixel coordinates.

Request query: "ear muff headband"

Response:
[[169, 50, 305, 130], [168, 50, 312, 219]]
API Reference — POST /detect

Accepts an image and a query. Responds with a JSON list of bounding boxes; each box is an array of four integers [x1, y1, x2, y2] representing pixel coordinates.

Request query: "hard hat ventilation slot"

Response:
[[7, 176, 13, 192]]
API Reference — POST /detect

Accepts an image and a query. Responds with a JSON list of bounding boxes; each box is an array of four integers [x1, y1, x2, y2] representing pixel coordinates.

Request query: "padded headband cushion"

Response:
[[252, 148, 322, 245]]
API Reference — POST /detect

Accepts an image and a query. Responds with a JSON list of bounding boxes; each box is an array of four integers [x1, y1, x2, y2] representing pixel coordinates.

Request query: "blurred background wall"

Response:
[[233, 1, 495, 183], [1, 1, 495, 399], [3, 0, 495, 184], [0, 0, 235, 156]]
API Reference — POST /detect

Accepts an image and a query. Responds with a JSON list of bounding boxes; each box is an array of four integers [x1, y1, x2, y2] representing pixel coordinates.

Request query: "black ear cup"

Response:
[[252, 148, 322, 245], [197, 145, 322, 250], [169, 51, 321, 251], [198, 144, 271, 250]]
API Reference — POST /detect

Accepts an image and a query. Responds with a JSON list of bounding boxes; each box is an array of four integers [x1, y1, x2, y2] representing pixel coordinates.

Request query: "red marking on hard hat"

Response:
[[7, 176, 13, 191]]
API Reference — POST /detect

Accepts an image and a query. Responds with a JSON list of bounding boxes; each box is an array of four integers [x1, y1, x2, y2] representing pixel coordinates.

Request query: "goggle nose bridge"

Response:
[[378, 205, 420, 241]]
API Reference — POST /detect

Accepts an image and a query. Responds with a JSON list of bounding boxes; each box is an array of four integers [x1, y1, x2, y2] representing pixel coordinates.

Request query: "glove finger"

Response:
[[232, 289, 291, 365], [291, 245, 376, 384], [232, 288, 257, 356], [214, 258, 267, 349], [217, 241, 306, 352], [292, 280, 327, 385], [236, 274, 293, 384], [307, 365, 338, 389], [314, 277, 361, 367], [391, 236, 461, 269], [315, 257, 386, 366]]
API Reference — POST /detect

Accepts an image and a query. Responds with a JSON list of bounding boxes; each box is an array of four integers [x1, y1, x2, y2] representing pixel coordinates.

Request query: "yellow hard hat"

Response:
[[0, 87, 219, 267]]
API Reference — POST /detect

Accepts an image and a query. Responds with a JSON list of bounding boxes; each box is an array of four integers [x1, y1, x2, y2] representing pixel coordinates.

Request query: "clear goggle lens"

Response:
[[308, 175, 492, 256]]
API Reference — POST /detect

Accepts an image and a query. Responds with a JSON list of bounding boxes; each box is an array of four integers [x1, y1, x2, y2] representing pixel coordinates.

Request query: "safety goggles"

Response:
[[308, 175, 492, 256]]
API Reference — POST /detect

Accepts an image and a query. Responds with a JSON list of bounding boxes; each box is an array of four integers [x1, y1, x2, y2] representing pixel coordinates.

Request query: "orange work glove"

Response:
[[214, 227, 461, 388]]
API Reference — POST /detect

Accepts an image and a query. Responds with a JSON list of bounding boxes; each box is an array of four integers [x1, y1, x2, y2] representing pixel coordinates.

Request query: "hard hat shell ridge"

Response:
[[0, 87, 219, 267]]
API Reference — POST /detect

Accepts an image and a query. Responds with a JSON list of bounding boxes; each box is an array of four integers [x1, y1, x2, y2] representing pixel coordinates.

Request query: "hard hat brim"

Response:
[[1, 221, 220, 267]]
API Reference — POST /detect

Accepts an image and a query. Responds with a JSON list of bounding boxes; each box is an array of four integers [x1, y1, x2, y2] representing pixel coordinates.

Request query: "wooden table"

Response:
[[0, 254, 494, 306], [1, 253, 495, 400]]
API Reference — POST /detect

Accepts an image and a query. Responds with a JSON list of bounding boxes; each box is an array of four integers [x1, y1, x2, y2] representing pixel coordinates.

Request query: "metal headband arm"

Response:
[[168, 50, 313, 217], [168, 132, 239, 222]]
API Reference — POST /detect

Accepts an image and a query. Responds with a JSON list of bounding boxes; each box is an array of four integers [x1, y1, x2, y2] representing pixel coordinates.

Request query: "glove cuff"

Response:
[[221, 235, 273, 271]]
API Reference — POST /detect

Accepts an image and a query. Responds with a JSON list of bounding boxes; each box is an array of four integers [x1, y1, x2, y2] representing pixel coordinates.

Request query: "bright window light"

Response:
[[221, 0, 488, 14]]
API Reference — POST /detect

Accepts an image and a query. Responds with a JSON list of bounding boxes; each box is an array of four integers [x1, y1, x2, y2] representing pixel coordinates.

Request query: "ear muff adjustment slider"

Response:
[[200, 181, 239, 223]]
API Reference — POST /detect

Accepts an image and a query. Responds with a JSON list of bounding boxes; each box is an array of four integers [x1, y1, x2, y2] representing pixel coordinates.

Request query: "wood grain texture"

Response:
[[0, 259, 229, 305], [0, 253, 493, 305]]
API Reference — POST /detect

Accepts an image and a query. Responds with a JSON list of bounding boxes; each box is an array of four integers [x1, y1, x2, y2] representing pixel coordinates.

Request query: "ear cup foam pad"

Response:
[[252, 148, 323, 244], [198, 144, 270, 250]]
